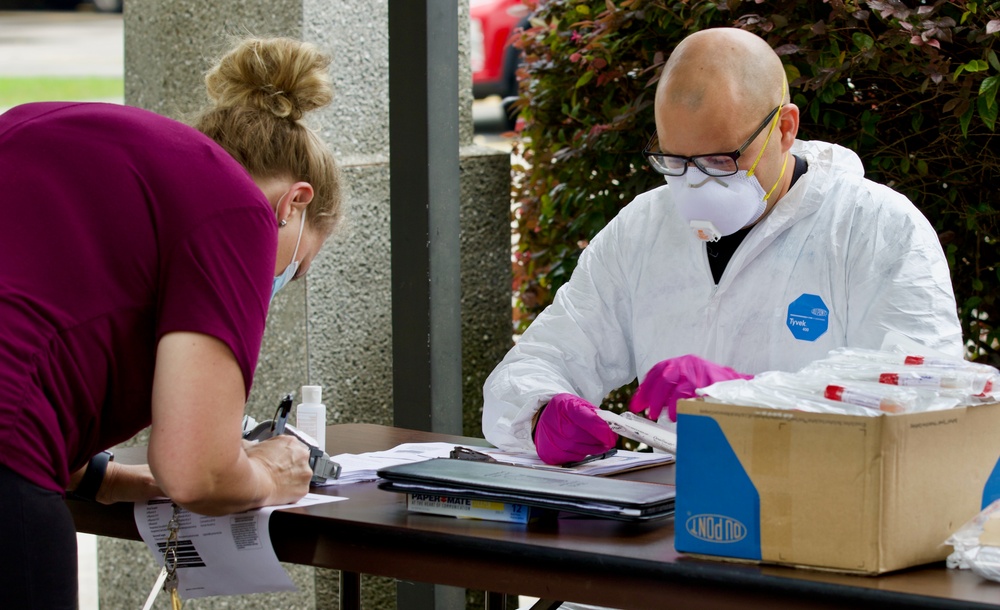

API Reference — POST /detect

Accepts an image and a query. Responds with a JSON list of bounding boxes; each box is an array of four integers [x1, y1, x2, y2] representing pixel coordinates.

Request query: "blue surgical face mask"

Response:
[[270, 212, 306, 303]]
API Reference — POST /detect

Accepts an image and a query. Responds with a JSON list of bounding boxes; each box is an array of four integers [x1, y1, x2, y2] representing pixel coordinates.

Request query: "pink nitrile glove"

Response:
[[629, 355, 753, 423], [533, 393, 618, 466]]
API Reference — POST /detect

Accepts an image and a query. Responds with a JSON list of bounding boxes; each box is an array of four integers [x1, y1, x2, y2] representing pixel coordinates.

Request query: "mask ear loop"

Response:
[[289, 209, 306, 266], [746, 103, 783, 178], [762, 151, 789, 203], [746, 78, 789, 179], [751, 77, 791, 204]]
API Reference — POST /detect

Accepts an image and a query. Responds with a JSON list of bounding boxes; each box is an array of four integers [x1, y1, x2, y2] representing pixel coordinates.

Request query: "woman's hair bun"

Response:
[[204, 37, 333, 122]]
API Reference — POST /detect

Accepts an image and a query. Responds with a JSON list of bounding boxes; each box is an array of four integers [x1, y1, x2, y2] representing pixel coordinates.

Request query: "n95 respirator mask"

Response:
[[668, 171, 768, 242]]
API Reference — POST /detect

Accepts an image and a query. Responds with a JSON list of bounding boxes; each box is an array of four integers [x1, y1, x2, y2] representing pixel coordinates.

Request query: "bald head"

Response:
[[656, 28, 786, 121]]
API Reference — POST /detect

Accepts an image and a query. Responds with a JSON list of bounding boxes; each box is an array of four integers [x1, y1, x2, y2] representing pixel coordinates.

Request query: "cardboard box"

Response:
[[675, 399, 1000, 574]]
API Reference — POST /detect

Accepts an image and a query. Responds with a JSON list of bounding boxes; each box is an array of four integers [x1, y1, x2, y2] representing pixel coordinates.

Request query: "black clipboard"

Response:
[[377, 458, 675, 522]]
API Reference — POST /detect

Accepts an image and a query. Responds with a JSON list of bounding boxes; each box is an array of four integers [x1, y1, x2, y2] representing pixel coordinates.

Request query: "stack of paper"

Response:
[[476, 445, 674, 476], [322, 442, 458, 485], [318, 442, 673, 486]]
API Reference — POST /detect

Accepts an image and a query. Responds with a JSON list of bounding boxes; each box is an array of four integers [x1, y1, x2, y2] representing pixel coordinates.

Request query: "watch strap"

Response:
[[70, 450, 114, 502]]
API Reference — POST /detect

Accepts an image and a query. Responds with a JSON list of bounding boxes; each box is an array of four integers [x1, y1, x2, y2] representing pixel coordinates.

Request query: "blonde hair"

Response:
[[193, 37, 342, 235]]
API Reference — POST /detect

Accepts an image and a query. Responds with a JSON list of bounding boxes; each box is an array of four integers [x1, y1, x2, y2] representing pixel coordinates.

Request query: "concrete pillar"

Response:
[[101, 0, 512, 608]]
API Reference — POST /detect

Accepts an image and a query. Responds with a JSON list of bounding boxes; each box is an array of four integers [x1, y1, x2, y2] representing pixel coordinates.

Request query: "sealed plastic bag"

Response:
[[697, 345, 997, 415], [945, 499, 1000, 582], [700, 370, 959, 416]]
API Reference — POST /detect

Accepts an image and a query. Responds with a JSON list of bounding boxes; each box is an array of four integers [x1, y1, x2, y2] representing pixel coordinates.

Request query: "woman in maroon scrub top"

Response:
[[0, 36, 343, 608]]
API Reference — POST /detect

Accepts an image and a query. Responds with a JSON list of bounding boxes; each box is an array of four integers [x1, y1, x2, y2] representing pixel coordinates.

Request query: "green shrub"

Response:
[[510, 0, 1000, 375]]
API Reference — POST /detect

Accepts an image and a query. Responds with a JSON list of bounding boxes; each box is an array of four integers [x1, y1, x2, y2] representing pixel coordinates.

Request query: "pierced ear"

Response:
[[275, 189, 296, 226]]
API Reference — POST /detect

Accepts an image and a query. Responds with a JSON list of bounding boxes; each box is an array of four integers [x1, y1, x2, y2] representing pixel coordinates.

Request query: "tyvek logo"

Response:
[[685, 514, 747, 543]]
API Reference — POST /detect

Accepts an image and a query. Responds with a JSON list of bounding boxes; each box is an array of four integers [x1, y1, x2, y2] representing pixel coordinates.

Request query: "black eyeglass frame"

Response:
[[643, 105, 782, 177]]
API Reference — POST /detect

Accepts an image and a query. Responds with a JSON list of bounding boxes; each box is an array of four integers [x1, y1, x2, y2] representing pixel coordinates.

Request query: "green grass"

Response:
[[0, 76, 123, 107]]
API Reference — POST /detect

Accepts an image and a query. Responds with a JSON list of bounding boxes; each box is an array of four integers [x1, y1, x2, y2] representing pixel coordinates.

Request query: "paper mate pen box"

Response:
[[674, 399, 1000, 574]]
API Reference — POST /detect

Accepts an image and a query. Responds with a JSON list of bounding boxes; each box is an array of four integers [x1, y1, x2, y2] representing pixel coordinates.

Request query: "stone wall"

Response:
[[101, 0, 512, 608]]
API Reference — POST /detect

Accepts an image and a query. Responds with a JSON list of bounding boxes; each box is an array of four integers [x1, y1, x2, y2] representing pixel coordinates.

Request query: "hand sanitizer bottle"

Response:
[[295, 385, 327, 452]]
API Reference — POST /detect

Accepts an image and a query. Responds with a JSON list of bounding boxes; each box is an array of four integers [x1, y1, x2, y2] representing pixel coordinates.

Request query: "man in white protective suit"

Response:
[[482, 27, 964, 465]]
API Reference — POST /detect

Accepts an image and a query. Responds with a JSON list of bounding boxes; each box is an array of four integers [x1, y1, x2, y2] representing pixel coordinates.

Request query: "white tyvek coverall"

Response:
[[483, 140, 964, 452]]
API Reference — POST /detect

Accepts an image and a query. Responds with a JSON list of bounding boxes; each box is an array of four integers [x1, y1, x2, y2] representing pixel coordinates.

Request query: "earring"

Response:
[[279, 220, 287, 227]]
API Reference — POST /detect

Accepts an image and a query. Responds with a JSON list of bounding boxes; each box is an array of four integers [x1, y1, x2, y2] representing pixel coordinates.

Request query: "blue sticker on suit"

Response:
[[675, 414, 761, 560], [787, 293, 829, 341]]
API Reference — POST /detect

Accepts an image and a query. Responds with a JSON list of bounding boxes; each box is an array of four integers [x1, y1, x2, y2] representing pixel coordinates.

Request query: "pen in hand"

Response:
[[562, 448, 617, 468], [271, 394, 294, 435], [450, 446, 498, 463]]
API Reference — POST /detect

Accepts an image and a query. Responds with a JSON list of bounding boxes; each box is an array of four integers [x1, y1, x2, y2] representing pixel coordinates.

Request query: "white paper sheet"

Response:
[[477, 443, 674, 475], [135, 493, 344, 599], [317, 441, 673, 486], [320, 442, 461, 485]]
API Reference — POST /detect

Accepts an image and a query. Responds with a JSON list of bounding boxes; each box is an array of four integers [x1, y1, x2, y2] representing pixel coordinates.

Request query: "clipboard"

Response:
[[377, 458, 676, 522]]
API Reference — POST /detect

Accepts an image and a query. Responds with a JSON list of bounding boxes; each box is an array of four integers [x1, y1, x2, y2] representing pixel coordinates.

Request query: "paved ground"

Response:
[[0, 10, 123, 76]]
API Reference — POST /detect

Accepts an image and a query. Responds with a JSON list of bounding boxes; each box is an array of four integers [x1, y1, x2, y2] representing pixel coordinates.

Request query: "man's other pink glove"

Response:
[[629, 355, 753, 423], [533, 393, 617, 465]]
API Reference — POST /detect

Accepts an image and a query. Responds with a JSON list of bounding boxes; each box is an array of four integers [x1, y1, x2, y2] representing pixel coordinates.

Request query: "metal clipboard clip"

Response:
[[242, 393, 342, 484], [449, 446, 499, 463]]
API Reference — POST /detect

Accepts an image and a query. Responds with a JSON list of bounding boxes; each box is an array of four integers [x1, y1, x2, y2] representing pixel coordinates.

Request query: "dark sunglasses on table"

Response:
[[643, 105, 781, 177]]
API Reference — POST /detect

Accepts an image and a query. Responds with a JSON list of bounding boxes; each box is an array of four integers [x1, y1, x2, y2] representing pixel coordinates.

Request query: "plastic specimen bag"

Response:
[[698, 347, 998, 417], [945, 499, 1000, 583]]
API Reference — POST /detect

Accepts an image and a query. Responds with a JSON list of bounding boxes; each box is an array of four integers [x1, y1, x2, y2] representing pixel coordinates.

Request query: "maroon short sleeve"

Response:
[[156, 206, 276, 396], [0, 102, 279, 492]]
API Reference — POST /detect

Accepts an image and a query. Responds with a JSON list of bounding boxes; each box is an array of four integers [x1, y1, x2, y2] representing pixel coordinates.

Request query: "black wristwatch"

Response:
[[71, 450, 114, 502]]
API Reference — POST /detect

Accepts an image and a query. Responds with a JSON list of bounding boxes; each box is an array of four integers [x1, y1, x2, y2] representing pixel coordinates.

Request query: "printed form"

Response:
[[135, 493, 345, 599], [322, 441, 673, 485]]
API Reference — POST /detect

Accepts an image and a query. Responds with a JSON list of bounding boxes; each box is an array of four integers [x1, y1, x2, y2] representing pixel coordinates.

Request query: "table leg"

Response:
[[486, 591, 506, 610], [339, 570, 361, 610]]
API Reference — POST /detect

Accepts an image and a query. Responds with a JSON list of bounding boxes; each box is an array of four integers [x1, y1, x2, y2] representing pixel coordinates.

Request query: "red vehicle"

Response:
[[470, 0, 530, 100]]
